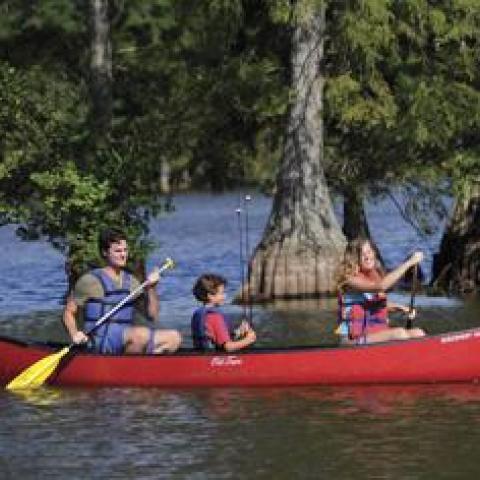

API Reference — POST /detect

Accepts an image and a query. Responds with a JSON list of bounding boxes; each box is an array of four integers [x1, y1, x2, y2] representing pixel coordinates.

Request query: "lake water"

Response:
[[1, 192, 479, 479]]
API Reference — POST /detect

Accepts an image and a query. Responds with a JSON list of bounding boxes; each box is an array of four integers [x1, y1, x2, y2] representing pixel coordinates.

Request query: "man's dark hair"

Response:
[[98, 228, 128, 258], [193, 273, 227, 302]]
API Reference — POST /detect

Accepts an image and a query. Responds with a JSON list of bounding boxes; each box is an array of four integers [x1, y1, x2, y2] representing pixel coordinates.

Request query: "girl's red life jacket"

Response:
[[338, 269, 388, 339]]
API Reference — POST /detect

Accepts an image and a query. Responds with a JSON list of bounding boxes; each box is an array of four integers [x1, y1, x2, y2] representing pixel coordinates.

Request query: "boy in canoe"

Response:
[[336, 237, 426, 344], [191, 273, 256, 351], [62, 228, 182, 354]]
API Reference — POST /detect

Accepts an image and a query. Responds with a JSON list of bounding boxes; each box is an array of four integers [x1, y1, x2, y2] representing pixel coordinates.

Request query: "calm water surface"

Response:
[[1, 192, 479, 479]]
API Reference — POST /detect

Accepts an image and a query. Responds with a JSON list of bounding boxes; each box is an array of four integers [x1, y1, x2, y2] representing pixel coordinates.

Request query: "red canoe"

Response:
[[2, 327, 480, 388]]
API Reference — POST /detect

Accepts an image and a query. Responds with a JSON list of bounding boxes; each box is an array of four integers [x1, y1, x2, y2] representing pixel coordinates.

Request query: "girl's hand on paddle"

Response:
[[245, 329, 256, 343], [397, 304, 416, 318], [407, 308, 417, 321], [72, 331, 89, 344]]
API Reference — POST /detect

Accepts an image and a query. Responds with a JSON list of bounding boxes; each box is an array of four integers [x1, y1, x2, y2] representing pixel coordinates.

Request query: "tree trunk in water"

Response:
[[432, 181, 480, 296], [247, 5, 345, 300], [342, 188, 387, 268], [89, 0, 112, 140], [342, 189, 371, 241]]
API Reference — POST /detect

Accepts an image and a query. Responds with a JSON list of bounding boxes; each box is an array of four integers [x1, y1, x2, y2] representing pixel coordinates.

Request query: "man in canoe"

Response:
[[62, 228, 182, 354], [336, 237, 426, 344], [191, 273, 256, 351]]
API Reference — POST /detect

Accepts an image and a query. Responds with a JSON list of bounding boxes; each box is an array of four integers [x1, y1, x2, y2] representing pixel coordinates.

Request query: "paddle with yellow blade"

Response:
[[6, 258, 175, 391]]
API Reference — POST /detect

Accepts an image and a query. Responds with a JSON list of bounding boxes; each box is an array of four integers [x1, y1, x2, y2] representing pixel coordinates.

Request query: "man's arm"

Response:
[[145, 285, 159, 321], [63, 295, 89, 344], [62, 273, 102, 344], [133, 268, 160, 321]]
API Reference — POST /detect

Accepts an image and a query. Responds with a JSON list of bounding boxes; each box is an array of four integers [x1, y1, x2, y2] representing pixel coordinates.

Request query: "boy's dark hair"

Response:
[[98, 228, 128, 258], [193, 273, 227, 303]]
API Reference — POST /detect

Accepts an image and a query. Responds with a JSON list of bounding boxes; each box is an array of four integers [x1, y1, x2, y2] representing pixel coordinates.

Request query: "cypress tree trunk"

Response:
[[247, 5, 345, 300], [89, 0, 112, 139], [432, 181, 480, 296], [342, 188, 371, 241]]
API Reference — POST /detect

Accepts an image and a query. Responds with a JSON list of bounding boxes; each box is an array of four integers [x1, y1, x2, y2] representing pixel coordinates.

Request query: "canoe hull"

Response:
[[2, 328, 480, 388]]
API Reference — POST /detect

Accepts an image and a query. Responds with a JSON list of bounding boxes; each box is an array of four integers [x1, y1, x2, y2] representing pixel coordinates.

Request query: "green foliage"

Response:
[[325, 0, 480, 192], [1, 0, 479, 277], [112, 0, 288, 190], [0, 62, 88, 220]]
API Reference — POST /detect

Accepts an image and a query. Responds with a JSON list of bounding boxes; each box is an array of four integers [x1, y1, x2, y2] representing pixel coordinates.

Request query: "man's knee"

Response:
[[126, 327, 150, 351]]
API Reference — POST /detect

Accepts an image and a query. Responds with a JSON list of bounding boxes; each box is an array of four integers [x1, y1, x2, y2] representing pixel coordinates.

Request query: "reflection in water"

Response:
[[185, 384, 480, 420], [6, 387, 65, 407], [1, 383, 480, 478]]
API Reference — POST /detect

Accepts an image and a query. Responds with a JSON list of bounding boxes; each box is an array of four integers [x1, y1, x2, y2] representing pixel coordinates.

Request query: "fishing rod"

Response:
[[244, 194, 253, 326], [236, 195, 254, 327], [236, 206, 247, 320]]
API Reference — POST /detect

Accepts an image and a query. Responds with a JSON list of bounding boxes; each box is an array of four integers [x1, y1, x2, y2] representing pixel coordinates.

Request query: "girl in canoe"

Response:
[[191, 273, 256, 351], [336, 238, 425, 344]]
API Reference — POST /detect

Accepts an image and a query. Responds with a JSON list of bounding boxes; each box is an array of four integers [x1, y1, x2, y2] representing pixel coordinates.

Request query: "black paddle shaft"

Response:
[[406, 264, 418, 330]]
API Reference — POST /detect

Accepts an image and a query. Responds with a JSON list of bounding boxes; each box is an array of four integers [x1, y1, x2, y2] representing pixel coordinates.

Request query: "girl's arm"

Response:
[[346, 252, 423, 293], [387, 302, 416, 320]]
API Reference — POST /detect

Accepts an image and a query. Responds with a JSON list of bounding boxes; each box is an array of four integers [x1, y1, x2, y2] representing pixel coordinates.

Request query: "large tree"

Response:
[[434, 183, 480, 295], [247, 1, 346, 300], [88, 0, 112, 140]]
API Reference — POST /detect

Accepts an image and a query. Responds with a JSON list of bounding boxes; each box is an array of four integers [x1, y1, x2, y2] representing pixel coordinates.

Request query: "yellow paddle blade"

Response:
[[6, 346, 71, 391]]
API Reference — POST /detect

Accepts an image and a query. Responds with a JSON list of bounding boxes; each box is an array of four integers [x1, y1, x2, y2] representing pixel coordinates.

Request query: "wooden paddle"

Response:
[[6, 258, 175, 391]]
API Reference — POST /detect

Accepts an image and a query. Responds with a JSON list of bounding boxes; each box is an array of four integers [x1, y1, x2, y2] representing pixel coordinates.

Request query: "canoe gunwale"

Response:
[[0, 327, 471, 357]]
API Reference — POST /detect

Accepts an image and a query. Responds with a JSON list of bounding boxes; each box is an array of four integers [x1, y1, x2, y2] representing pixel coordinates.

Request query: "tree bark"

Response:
[[88, 0, 112, 140], [432, 180, 480, 296], [246, 5, 346, 301], [342, 188, 387, 268], [342, 188, 371, 241]]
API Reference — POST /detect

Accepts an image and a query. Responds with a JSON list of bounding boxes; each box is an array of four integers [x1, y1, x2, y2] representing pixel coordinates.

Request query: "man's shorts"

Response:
[[88, 323, 127, 354], [87, 323, 156, 354]]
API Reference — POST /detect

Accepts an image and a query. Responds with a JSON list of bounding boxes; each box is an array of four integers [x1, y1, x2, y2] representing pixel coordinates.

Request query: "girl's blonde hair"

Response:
[[336, 237, 383, 290]]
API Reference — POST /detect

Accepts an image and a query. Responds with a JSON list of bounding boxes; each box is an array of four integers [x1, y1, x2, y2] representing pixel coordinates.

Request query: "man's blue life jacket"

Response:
[[84, 269, 135, 327]]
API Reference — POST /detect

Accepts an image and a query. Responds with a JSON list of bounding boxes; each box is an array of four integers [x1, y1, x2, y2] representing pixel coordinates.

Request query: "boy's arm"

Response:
[[206, 313, 256, 352], [223, 330, 256, 352]]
